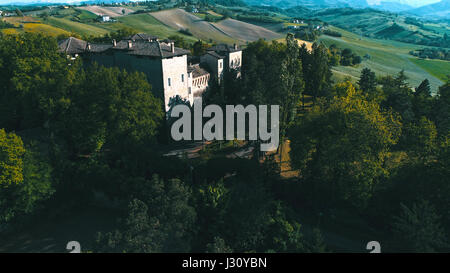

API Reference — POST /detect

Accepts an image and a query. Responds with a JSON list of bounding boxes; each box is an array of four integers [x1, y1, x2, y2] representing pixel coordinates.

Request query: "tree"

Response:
[[206, 237, 233, 253], [380, 71, 414, 123], [358, 68, 378, 100], [415, 79, 431, 98], [413, 79, 433, 120], [433, 79, 450, 135], [0, 141, 54, 228], [0, 129, 26, 187], [289, 82, 401, 209], [279, 34, 304, 150], [393, 200, 447, 253], [191, 40, 210, 56], [0, 33, 74, 131], [55, 65, 164, 157], [400, 117, 438, 159], [303, 43, 332, 102], [95, 175, 196, 253]]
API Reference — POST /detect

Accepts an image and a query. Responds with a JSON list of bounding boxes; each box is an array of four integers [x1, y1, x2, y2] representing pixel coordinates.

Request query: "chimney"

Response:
[[234, 43, 238, 50], [112, 39, 116, 47], [86, 43, 91, 51], [171, 42, 175, 53], [127, 40, 133, 49]]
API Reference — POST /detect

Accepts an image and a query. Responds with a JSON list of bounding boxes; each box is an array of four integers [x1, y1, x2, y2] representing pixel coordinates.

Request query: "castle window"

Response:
[[181, 74, 184, 82], [188, 87, 192, 95], [168, 78, 171, 87]]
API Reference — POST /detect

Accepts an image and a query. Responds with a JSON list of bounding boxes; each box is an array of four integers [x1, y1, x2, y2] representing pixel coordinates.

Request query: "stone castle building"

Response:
[[58, 34, 242, 112]]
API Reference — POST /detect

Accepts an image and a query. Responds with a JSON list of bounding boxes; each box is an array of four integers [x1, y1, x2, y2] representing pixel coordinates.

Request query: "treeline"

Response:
[[328, 44, 362, 66], [0, 20, 14, 29], [410, 48, 450, 61]]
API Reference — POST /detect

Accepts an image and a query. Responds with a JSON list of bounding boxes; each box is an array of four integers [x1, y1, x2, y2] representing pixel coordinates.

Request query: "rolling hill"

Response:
[[318, 25, 448, 93], [150, 9, 281, 44], [406, 0, 450, 19]]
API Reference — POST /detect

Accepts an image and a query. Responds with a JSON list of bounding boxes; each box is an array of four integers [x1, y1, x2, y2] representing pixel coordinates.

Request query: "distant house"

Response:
[[101, 15, 110, 22]]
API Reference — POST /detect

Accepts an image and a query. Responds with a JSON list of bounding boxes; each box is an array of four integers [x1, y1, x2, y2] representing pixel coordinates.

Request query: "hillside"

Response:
[[317, 25, 448, 93], [150, 8, 281, 44], [312, 8, 450, 47], [77, 5, 134, 17], [243, 0, 369, 9], [406, 0, 450, 19]]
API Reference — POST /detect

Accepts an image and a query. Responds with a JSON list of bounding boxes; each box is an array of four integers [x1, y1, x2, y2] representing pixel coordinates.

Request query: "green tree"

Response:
[[95, 175, 196, 253], [0, 33, 74, 131], [433, 79, 450, 135], [0, 129, 25, 186], [380, 71, 414, 123], [393, 200, 447, 253], [289, 82, 401, 209], [358, 68, 379, 100], [303, 43, 332, 102], [400, 117, 438, 159], [413, 79, 433, 120], [191, 40, 210, 56], [55, 65, 164, 157], [0, 141, 54, 227], [279, 34, 304, 152]]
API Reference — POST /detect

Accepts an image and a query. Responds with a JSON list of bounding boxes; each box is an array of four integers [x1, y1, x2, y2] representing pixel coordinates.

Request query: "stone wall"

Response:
[[161, 55, 190, 112]]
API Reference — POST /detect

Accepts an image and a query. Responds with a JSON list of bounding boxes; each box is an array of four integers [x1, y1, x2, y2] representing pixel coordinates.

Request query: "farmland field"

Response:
[[77, 5, 134, 17], [44, 17, 110, 36], [150, 8, 237, 44], [317, 26, 449, 93], [118, 13, 198, 42]]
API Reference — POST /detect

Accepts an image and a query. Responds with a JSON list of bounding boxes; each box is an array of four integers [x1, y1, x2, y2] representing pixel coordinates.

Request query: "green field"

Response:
[[118, 13, 198, 42], [410, 58, 450, 82], [318, 26, 449, 93], [44, 17, 110, 36]]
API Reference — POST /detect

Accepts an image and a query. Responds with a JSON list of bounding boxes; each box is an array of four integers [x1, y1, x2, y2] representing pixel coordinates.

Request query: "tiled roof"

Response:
[[206, 51, 225, 59], [188, 64, 209, 78], [58, 37, 87, 54], [208, 44, 241, 53], [114, 40, 190, 58], [58, 36, 190, 58], [124, 33, 158, 42], [87, 43, 113, 53]]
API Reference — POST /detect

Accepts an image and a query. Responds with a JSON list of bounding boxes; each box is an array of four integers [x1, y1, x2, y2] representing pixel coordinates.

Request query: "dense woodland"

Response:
[[0, 32, 449, 253]]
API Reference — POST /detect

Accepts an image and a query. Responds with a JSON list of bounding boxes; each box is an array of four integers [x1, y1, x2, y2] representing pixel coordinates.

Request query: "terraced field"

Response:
[[118, 13, 198, 42], [151, 8, 237, 44], [215, 18, 282, 42], [150, 9, 281, 44], [78, 5, 134, 17]]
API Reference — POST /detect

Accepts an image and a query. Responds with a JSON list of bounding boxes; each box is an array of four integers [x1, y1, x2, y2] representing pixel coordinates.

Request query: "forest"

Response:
[[0, 32, 449, 253]]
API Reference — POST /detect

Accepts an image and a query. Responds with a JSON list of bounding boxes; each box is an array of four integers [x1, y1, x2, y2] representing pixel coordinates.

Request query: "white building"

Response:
[[58, 35, 242, 113], [101, 15, 110, 22]]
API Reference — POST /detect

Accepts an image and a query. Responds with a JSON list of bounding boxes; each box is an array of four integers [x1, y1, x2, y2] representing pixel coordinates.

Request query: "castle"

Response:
[[58, 34, 242, 112]]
